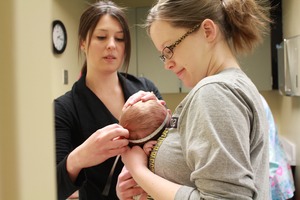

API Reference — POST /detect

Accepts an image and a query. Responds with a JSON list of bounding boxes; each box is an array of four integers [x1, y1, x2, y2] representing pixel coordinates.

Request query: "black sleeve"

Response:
[[54, 97, 83, 199], [56, 156, 80, 199]]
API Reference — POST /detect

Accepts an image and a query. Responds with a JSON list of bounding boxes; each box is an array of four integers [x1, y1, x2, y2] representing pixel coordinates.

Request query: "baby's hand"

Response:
[[143, 140, 157, 156]]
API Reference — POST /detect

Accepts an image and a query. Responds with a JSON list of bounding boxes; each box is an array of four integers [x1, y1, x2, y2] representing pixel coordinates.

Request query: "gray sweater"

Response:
[[152, 68, 269, 199]]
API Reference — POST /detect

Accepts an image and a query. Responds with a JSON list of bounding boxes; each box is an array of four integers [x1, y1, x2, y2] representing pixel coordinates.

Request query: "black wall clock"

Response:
[[52, 20, 67, 54]]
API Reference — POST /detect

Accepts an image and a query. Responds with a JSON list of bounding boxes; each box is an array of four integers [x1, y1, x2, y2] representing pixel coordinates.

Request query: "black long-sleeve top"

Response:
[[54, 72, 162, 200]]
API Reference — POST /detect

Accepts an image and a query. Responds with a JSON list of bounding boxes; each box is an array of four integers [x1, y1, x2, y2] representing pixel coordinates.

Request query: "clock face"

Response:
[[52, 20, 67, 54]]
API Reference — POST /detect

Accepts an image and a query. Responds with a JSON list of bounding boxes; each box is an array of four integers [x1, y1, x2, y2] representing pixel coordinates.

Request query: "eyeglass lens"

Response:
[[159, 24, 200, 63]]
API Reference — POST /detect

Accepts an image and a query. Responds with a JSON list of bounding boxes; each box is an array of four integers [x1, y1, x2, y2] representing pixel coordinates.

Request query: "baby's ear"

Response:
[[167, 109, 172, 116], [120, 122, 129, 128]]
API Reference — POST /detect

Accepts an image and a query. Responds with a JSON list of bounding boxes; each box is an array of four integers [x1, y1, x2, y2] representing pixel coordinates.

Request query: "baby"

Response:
[[119, 99, 171, 200], [119, 99, 170, 152]]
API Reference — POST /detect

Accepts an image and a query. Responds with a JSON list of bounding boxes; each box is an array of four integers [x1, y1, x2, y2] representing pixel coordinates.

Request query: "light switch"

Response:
[[63, 69, 68, 85]]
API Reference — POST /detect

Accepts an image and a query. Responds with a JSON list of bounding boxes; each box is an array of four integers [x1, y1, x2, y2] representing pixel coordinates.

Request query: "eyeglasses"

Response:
[[159, 24, 200, 63]]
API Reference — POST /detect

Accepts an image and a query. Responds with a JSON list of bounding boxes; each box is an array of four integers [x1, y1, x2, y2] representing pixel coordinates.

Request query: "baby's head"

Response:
[[119, 99, 170, 146]]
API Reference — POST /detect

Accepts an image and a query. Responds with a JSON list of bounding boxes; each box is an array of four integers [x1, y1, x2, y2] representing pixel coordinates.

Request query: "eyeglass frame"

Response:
[[159, 24, 200, 63]]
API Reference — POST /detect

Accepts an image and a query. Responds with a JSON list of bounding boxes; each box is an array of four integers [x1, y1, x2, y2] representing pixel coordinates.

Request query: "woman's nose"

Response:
[[164, 60, 173, 70], [107, 37, 116, 49]]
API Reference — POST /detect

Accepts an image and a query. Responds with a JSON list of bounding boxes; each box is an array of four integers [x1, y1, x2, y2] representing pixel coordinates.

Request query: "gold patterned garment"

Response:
[[146, 129, 169, 200]]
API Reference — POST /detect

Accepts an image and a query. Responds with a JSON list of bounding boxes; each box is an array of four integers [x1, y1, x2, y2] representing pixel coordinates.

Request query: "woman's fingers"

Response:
[[74, 124, 129, 168], [123, 91, 157, 110], [117, 167, 145, 200]]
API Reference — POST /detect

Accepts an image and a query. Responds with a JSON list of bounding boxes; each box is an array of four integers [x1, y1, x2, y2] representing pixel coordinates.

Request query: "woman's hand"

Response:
[[121, 147, 180, 200], [123, 91, 166, 111], [116, 166, 146, 200], [67, 124, 129, 181]]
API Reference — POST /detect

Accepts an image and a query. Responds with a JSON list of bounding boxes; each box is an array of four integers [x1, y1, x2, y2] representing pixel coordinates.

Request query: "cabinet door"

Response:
[[238, 34, 272, 91], [136, 7, 186, 93]]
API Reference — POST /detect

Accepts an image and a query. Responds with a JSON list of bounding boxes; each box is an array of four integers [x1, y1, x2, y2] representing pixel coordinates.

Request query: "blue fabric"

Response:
[[261, 96, 295, 200]]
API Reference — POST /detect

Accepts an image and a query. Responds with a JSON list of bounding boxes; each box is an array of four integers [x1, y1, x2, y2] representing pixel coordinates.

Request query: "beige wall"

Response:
[[0, 1, 18, 199], [0, 0, 91, 199], [52, 0, 90, 99], [0, 0, 56, 199]]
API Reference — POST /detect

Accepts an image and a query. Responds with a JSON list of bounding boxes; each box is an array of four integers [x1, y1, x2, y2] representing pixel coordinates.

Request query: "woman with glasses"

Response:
[[117, 0, 272, 199]]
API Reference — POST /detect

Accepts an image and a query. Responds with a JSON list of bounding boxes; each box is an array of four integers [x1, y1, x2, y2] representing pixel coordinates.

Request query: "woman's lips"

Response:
[[175, 69, 184, 79], [104, 55, 116, 61]]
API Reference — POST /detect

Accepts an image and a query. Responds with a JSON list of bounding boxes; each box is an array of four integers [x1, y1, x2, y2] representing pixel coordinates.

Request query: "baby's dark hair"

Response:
[[119, 100, 168, 146]]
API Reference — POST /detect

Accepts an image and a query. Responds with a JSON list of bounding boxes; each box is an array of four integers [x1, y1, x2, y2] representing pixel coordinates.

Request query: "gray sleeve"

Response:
[[175, 83, 257, 200]]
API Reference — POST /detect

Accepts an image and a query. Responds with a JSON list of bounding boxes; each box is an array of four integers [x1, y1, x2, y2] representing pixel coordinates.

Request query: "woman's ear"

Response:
[[80, 40, 86, 52], [201, 19, 217, 42]]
